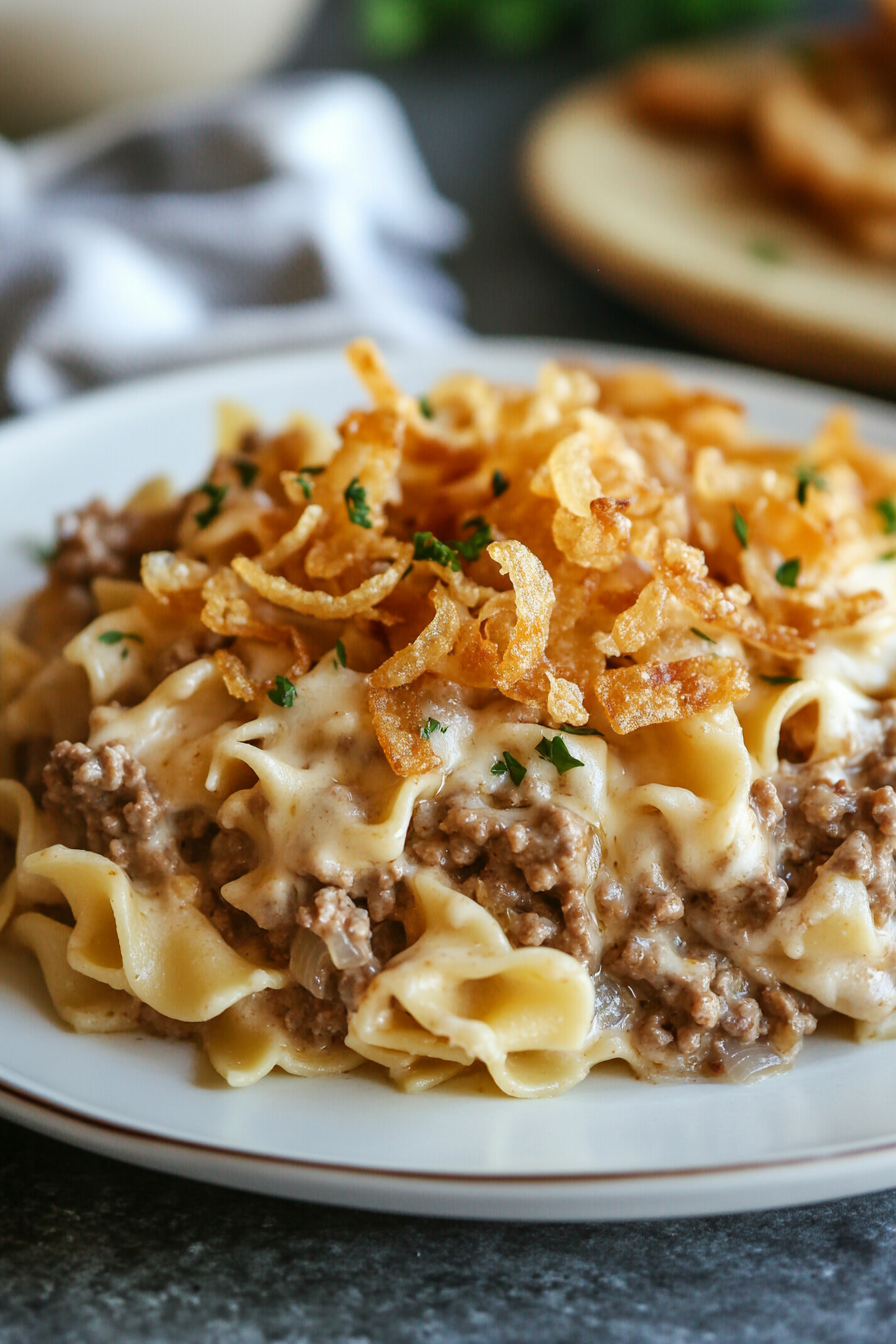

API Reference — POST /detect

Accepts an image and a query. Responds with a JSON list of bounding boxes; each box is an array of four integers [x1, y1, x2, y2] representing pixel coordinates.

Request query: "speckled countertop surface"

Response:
[[4, 2, 895, 1340], [2, 1118, 896, 1344]]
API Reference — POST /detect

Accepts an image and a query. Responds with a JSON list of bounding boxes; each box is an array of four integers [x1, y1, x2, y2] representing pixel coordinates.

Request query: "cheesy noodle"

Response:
[[4, 340, 896, 1097]]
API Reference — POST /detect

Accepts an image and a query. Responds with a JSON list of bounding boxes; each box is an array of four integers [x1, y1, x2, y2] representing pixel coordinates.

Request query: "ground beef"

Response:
[[772, 730, 896, 924], [151, 631, 230, 684], [606, 927, 816, 1072], [407, 794, 600, 970], [280, 985, 348, 1051], [208, 827, 257, 890], [42, 740, 178, 879], [50, 499, 180, 586]]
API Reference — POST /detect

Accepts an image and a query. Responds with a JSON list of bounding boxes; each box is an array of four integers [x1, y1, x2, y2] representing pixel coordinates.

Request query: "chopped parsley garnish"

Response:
[[732, 507, 748, 550], [401, 564, 414, 580], [413, 531, 461, 571], [535, 735, 584, 775], [419, 395, 434, 420], [194, 481, 228, 529], [295, 466, 324, 500], [454, 518, 493, 562], [420, 717, 447, 740], [97, 630, 144, 646], [491, 751, 527, 786], [21, 539, 57, 567], [334, 640, 347, 668], [235, 459, 259, 488], [747, 237, 788, 265], [690, 627, 716, 643], [760, 674, 801, 685], [775, 557, 801, 588], [883, 551, 896, 561], [876, 498, 896, 536], [492, 470, 510, 498], [344, 477, 373, 529], [795, 463, 826, 506], [559, 723, 603, 737], [268, 675, 296, 708]]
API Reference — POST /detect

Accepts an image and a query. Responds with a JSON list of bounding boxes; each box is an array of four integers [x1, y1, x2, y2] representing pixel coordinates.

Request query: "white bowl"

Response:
[[0, 0, 324, 136]]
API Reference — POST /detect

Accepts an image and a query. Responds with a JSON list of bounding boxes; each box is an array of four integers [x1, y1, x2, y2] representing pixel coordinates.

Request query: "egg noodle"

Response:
[[3, 340, 896, 1097]]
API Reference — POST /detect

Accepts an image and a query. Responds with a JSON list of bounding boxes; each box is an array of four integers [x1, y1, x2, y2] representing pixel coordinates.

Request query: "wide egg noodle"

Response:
[[209, 657, 440, 917], [9, 911, 139, 1032], [0, 779, 65, 921], [204, 993, 362, 1087], [23, 846, 286, 1021], [346, 868, 596, 1099]]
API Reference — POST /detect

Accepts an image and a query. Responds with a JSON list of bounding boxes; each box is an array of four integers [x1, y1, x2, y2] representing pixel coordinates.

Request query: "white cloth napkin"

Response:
[[0, 74, 468, 414]]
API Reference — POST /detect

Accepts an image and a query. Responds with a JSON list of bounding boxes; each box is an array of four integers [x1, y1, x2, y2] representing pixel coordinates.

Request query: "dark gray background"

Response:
[[3, 2, 895, 1341]]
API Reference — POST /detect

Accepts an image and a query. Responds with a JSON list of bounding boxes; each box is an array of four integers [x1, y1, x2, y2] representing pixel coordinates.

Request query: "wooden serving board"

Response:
[[522, 55, 896, 396]]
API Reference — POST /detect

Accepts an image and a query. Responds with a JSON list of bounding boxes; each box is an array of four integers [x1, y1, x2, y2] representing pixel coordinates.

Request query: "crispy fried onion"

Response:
[[253, 505, 323, 571], [530, 429, 602, 513], [141, 551, 210, 604], [231, 543, 413, 621], [368, 584, 461, 689], [657, 539, 813, 657], [368, 682, 442, 778], [486, 540, 555, 692], [546, 670, 588, 727], [552, 497, 631, 570], [202, 567, 292, 642], [214, 644, 310, 703], [611, 579, 671, 655], [594, 656, 751, 734], [798, 590, 886, 633]]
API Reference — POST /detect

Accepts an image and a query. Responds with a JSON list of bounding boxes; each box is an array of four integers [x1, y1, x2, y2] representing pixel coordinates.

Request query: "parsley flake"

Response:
[[420, 717, 447, 740], [876, 498, 896, 536], [732, 507, 748, 549], [268, 676, 296, 708], [775, 557, 801, 588], [535, 735, 584, 776], [97, 630, 144, 646], [491, 751, 527, 786], [760, 674, 801, 685], [412, 531, 461, 571], [492, 470, 510, 498], [691, 627, 716, 643], [401, 564, 414, 580], [21, 539, 57, 567], [194, 481, 228, 529], [334, 640, 347, 668], [559, 723, 603, 737], [344, 477, 373, 529], [235, 459, 259, 488], [419, 395, 435, 420], [795, 463, 827, 506], [454, 519, 493, 562], [883, 551, 896, 561], [295, 466, 323, 500]]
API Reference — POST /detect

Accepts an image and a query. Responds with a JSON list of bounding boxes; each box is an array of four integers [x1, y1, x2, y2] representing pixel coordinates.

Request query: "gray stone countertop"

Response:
[[4, 2, 896, 1341]]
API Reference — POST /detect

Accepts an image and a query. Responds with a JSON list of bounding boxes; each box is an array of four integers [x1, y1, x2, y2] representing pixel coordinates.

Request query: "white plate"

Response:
[[3, 339, 896, 1222], [522, 57, 896, 396]]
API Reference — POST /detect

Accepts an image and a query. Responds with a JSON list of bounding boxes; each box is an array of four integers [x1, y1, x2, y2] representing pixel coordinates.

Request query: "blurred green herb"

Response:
[[775, 557, 800, 588], [355, 0, 796, 60], [194, 481, 228, 529], [235, 460, 259, 488], [345, 477, 373, 529], [795, 463, 827, 506]]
